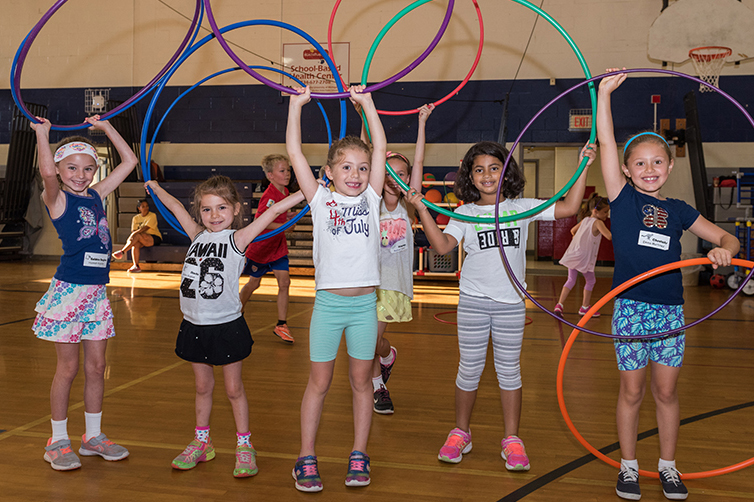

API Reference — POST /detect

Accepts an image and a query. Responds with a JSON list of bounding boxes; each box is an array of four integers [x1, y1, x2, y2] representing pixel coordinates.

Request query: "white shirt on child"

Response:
[[180, 229, 245, 325], [444, 198, 556, 304], [379, 200, 414, 298], [310, 184, 381, 290]]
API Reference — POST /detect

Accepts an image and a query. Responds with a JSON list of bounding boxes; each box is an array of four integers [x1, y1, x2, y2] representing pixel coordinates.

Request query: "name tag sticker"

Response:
[[83, 252, 109, 268], [638, 230, 670, 251], [184, 264, 200, 281]]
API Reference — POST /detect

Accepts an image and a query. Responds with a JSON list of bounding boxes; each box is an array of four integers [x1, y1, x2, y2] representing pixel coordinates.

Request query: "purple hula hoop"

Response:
[[496, 68, 754, 339], [202, 0, 455, 99], [12, 0, 201, 130]]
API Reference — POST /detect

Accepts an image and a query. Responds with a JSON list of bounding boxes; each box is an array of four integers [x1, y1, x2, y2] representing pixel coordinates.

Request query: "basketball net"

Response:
[[689, 46, 731, 92]]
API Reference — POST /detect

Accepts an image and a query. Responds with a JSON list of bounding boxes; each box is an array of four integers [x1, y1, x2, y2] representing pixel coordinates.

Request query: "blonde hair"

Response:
[[191, 175, 244, 229], [326, 136, 371, 169], [261, 154, 289, 173]]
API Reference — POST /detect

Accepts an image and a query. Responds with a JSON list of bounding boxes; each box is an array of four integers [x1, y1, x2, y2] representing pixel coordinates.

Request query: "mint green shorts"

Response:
[[309, 290, 378, 362]]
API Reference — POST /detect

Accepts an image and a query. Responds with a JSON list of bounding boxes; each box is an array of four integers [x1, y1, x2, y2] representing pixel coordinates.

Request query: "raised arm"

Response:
[[145, 180, 202, 240], [554, 143, 596, 219], [688, 216, 739, 269], [234, 190, 306, 250], [349, 86, 386, 195], [286, 86, 320, 202], [405, 190, 458, 255], [594, 219, 612, 240], [409, 104, 434, 192], [597, 69, 628, 201], [31, 118, 66, 217], [88, 116, 138, 199]]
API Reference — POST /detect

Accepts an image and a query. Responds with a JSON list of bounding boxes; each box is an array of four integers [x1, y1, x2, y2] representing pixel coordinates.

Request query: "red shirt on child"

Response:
[[245, 184, 290, 263]]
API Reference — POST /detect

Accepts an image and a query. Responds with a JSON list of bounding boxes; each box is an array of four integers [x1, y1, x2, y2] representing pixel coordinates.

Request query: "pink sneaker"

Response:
[[501, 435, 530, 471], [578, 305, 600, 318], [554, 303, 564, 317], [438, 428, 472, 463]]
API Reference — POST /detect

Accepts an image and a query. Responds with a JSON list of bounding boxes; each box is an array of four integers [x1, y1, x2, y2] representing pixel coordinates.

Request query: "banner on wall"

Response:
[[282, 43, 350, 94]]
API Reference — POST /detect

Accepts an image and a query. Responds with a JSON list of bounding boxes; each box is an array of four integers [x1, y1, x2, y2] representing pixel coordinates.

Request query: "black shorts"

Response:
[[175, 316, 253, 365], [151, 234, 162, 246]]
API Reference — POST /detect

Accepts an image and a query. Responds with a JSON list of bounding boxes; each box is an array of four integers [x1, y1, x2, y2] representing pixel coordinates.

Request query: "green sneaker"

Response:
[[233, 444, 258, 478], [171, 438, 215, 470]]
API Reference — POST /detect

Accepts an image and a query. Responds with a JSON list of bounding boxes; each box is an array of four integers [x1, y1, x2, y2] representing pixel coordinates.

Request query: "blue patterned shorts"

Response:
[[612, 298, 685, 371]]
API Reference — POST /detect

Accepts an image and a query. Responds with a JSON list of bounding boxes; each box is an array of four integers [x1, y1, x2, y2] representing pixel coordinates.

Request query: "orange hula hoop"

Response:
[[557, 257, 754, 480]]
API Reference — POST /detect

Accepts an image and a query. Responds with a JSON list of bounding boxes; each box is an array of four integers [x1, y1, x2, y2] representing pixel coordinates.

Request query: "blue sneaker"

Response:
[[292, 455, 323, 492], [345, 450, 371, 487]]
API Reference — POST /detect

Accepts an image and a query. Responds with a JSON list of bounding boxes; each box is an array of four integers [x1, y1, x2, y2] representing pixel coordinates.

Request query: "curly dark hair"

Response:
[[454, 141, 525, 203]]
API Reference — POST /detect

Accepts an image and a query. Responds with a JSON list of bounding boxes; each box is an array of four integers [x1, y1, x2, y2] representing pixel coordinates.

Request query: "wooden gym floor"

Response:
[[0, 260, 752, 501]]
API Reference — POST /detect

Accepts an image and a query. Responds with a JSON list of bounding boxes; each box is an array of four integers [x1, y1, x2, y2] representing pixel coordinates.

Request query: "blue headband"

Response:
[[623, 132, 670, 156]]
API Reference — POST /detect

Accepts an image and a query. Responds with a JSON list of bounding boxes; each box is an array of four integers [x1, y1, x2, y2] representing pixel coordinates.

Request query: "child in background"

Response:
[[372, 103, 433, 415], [112, 198, 162, 273], [554, 192, 612, 318], [31, 115, 137, 471], [598, 69, 738, 501], [147, 175, 304, 478], [240, 154, 297, 343], [286, 85, 386, 492], [407, 140, 593, 472]]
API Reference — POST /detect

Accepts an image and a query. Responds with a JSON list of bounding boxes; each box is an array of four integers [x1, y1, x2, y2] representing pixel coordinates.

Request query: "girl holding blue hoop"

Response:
[[598, 69, 739, 501], [287, 85, 386, 492]]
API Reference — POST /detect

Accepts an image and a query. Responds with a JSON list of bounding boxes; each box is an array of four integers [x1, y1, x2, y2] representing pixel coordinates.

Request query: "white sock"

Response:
[[51, 418, 69, 442], [621, 458, 639, 471], [380, 349, 395, 366], [85, 411, 102, 441], [658, 458, 676, 471], [372, 376, 385, 392]]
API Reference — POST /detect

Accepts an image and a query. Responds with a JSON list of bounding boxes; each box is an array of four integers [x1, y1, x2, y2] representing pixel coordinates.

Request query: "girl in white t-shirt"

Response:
[[554, 193, 612, 318], [371, 104, 433, 415], [406, 140, 593, 472], [286, 85, 386, 492], [147, 176, 303, 478]]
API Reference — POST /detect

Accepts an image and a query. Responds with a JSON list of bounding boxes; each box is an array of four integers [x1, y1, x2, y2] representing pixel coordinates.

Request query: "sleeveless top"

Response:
[[49, 190, 112, 285]]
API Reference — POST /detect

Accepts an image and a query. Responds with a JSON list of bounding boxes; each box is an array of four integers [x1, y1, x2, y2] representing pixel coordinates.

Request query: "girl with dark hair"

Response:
[[406, 140, 594, 472]]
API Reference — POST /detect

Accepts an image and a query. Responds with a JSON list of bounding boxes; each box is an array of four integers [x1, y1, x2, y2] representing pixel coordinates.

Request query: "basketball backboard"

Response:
[[648, 0, 754, 63]]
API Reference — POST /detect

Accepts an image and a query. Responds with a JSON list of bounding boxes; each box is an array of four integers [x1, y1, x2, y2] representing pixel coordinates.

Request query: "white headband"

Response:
[[54, 142, 98, 163]]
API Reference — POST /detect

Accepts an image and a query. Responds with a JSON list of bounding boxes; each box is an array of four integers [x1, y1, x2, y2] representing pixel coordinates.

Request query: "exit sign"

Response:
[[568, 109, 592, 131]]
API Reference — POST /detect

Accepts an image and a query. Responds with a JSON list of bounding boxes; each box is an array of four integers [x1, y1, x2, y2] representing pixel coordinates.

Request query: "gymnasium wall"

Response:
[[2, 0, 754, 256]]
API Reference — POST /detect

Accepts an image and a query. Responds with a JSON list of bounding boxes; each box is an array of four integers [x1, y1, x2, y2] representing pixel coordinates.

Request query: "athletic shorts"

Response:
[[242, 256, 289, 278], [309, 290, 377, 362], [612, 298, 685, 371], [376, 289, 412, 323]]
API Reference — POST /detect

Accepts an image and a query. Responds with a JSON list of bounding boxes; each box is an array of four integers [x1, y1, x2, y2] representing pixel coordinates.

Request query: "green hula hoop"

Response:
[[362, 0, 596, 223]]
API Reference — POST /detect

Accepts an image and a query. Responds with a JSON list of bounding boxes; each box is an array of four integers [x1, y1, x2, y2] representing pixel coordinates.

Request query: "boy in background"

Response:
[[241, 154, 297, 343]]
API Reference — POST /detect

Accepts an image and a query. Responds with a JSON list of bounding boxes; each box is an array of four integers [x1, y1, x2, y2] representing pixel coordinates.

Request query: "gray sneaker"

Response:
[[79, 433, 129, 461], [44, 438, 82, 471]]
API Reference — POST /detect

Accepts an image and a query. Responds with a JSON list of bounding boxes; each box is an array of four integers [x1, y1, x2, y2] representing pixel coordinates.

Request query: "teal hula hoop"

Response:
[[364, 0, 597, 223]]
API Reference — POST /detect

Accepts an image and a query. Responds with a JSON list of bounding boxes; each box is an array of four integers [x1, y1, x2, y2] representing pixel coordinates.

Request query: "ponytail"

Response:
[[578, 193, 609, 220]]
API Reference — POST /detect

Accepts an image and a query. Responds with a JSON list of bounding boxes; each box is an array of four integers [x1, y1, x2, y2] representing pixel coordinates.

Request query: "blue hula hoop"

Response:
[[145, 65, 333, 240], [140, 19, 347, 239]]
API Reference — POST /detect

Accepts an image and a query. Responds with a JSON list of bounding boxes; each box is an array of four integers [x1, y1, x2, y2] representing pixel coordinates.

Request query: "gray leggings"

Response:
[[456, 292, 526, 392]]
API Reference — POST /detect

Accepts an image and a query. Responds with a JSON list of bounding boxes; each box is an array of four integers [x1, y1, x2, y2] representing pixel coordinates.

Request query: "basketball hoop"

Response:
[[689, 46, 732, 92]]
